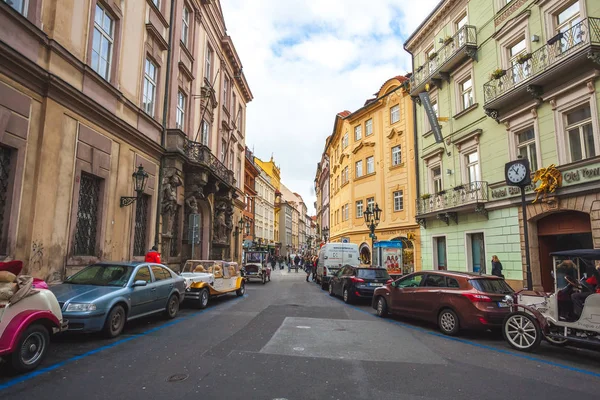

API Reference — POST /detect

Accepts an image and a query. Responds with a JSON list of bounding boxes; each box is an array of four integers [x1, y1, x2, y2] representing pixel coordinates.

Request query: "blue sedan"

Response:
[[50, 262, 185, 338]]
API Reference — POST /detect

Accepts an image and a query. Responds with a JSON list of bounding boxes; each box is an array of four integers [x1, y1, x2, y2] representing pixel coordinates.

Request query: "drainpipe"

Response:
[[154, 0, 176, 247], [405, 48, 420, 201]]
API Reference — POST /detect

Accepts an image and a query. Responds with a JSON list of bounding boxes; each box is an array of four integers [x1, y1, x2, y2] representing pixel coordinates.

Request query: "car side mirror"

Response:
[[391, 281, 397, 288], [133, 280, 147, 287]]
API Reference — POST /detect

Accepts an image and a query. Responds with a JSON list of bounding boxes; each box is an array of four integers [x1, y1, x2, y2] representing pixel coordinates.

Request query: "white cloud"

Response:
[[221, 0, 439, 214]]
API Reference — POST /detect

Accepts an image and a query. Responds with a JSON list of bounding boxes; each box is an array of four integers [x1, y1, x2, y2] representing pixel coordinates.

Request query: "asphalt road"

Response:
[[1, 267, 600, 400]]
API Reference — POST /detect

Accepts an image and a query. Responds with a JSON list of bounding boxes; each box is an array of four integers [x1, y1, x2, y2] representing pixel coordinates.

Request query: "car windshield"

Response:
[[358, 269, 390, 279], [469, 278, 514, 294], [245, 252, 264, 263], [66, 265, 133, 287]]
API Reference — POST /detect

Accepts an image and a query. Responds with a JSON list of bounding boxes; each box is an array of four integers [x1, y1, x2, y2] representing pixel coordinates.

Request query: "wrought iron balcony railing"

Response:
[[416, 181, 488, 216], [484, 17, 600, 105], [183, 139, 236, 187], [410, 25, 478, 94]]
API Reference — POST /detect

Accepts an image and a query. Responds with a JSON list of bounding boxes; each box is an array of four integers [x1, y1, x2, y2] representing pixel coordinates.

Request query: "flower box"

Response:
[[516, 52, 532, 64], [420, 194, 431, 200], [490, 69, 506, 80]]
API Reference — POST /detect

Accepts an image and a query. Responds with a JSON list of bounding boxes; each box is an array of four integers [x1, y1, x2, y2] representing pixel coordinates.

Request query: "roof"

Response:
[[404, 0, 447, 51], [550, 249, 600, 259], [95, 261, 144, 267], [378, 75, 408, 94], [419, 270, 503, 279], [337, 110, 351, 118]]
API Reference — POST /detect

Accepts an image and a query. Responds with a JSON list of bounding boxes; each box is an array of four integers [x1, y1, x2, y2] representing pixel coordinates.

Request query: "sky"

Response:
[[220, 0, 440, 214]]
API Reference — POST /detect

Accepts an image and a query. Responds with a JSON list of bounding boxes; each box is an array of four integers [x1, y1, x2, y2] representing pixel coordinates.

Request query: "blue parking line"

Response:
[[322, 290, 600, 379], [0, 294, 248, 391]]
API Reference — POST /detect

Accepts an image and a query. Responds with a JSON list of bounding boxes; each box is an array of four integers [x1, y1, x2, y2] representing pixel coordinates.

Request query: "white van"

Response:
[[316, 243, 360, 290]]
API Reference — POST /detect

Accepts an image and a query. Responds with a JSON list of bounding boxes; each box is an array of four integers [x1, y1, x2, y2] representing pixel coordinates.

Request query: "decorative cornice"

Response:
[[421, 147, 444, 160], [495, 0, 528, 27], [387, 128, 403, 139]]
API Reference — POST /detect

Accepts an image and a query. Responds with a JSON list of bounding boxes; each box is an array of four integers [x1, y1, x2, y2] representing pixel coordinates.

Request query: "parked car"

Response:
[[316, 243, 360, 290], [329, 266, 391, 303], [50, 262, 185, 338], [1, 261, 67, 373], [372, 270, 514, 335], [180, 260, 245, 308]]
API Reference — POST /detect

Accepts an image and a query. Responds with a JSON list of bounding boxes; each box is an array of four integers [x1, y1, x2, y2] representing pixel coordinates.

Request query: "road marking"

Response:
[[295, 325, 311, 329], [0, 294, 248, 392], [322, 291, 600, 379]]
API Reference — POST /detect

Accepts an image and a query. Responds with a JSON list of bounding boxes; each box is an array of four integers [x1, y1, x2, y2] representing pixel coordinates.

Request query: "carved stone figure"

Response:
[[213, 201, 228, 243], [161, 172, 183, 235], [185, 195, 199, 215]]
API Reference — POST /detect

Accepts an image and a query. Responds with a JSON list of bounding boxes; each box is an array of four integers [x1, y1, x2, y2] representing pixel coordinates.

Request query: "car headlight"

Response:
[[185, 279, 192, 289], [66, 303, 97, 312]]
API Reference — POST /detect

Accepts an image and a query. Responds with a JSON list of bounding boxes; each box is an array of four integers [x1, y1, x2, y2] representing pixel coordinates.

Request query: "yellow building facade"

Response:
[[254, 156, 282, 252], [327, 76, 421, 274]]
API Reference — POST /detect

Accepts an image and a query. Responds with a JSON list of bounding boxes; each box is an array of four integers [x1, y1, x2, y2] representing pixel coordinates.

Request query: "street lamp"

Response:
[[120, 165, 149, 207], [322, 226, 329, 243], [363, 203, 381, 265], [234, 217, 244, 259]]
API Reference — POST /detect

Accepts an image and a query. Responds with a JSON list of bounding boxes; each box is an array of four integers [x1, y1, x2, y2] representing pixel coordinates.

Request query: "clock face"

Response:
[[507, 163, 527, 184]]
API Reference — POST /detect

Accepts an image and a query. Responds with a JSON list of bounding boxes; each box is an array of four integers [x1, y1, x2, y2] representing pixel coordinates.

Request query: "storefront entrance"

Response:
[[537, 211, 592, 292]]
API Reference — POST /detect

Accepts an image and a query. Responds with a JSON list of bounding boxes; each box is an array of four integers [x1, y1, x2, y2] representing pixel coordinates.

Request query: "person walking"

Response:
[[491, 255, 504, 278], [305, 258, 312, 282], [145, 246, 161, 263], [294, 255, 300, 273]]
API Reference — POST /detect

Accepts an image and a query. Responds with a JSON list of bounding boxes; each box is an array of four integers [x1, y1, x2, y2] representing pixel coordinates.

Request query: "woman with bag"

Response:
[[491, 255, 504, 278]]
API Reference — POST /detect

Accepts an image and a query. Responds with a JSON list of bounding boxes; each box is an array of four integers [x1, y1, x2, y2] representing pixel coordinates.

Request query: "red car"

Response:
[[372, 270, 514, 335]]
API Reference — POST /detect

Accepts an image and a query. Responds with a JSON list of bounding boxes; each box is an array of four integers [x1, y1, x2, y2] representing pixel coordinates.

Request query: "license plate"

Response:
[[497, 302, 509, 308], [370, 283, 383, 287]]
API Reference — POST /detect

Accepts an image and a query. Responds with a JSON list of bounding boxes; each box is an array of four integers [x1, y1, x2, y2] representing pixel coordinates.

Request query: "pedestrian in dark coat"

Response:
[[491, 255, 503, 278]]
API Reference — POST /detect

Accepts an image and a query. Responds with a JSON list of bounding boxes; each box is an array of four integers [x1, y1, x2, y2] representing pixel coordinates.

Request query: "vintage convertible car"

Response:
[[0, 261, 67, 373], [503, 249, 600, 352], [241, 251, 271, 284], [180, 260, 245, 308]]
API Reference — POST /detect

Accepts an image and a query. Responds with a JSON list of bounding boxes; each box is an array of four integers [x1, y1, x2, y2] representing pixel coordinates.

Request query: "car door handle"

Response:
[[151, 288, 156, 292]]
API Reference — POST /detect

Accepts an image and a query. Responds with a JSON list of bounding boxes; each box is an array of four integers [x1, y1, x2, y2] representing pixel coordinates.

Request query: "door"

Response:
[[417, 274, 446, 321], [389, 273, 425, 314], [330, 267, 344, 295], [470, 233, 485, 274], [129, 266, 155, 316], [150, 265, 173, 310]]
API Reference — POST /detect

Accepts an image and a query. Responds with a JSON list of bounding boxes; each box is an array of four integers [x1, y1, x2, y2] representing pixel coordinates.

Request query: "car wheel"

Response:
[[438, 308, 460, 336], [196, 288, 210, 309], [103, 305, 126, 338], [343, 287, 353, 304], [165, 294, 180, 319], [236, 281, 246, 297], [503, 312, 542, 352], [376, 297, 388, 318], [328, 282, 335, 297], [10, 324, 49, 373]]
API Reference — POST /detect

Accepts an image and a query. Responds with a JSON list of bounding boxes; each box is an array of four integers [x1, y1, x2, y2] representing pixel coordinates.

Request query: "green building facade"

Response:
[[406, 0, 600, 290]]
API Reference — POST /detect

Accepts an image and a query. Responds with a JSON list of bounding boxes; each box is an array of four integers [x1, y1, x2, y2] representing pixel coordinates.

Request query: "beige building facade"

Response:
[[0, 0, 251, 279]]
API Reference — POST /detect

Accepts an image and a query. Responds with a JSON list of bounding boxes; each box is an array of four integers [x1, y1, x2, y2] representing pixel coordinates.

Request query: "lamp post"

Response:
[[120, 165, 149, 207], [234, 217, 244, 260], [363, 203, 382, 265], [322, 226, 329, 243]]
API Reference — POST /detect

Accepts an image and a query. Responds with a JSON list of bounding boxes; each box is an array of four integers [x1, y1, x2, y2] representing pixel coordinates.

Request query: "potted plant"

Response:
[[428, 51, 438, 60], [453, 185, 464, 191], [490, 68, 506, 80], [416, 65, 424, 73], [437, 190, 447, 195], [443, 36, 453, 45], [516, 52, 532, 64], [420, 193, 431, 200]]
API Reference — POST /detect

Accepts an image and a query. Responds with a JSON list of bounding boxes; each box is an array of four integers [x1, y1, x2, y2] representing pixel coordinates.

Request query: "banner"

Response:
[[375, 241, 403, 274], [419, 92, 443, 144]]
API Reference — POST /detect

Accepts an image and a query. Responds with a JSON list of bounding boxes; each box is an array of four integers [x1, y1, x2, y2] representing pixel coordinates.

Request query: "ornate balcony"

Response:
[[410, 25, 478, 95], [183, 139, 236, 187], [416, 181, 489, 226], [483, 18, 600, 116]]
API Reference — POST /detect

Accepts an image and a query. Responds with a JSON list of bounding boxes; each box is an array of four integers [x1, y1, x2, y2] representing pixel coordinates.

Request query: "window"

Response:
[[229, 150, 234, 170], [447, 277, 460, 288], [0, 146, 13, 253], [343, 204, 349, 221], [459, 77, 474, 110], [72, 173, 101, 256], [356, 200, 363, 218], [392, 145, 402, 166], [4, 0, 27, 15], [366, 156, 374, 174], [142, 58, 157, 117], [133, 194, 149, 256], [390, 105, 400, 124], [556, 2, 581, 52], [355, 160, 363, 178], [342, 167, 349, 185], [367, 197, 374, 212], [456, 13, 468, 46], [393, 190, 404, 212], [236, 157, 242, 188], [397, 274, 424, 288], [354, 125, 362, 141], [237, 105, 243, 131], [466, 151, 480, 183], [434, 237, 447, 270], [516, 128, 538, 172], [223, 76, 230, 111], [176, 90, 186, 130], [181, 6, 190, 47], [151, 265, 170, 281], [220, 139, 227, 162], [205, 46, 213, 81], [365, 119, 373, 136], [424, 274, 446, 287], [134, 266, 152, 283], [431, 166, 442, 193], [342, 132, 349, 149], [427, 46, 437, 74], [91, 4, 114, 80], [565, 104, 595, 162], [201, 120, 209, 145], [509, 39, 527, 83]]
